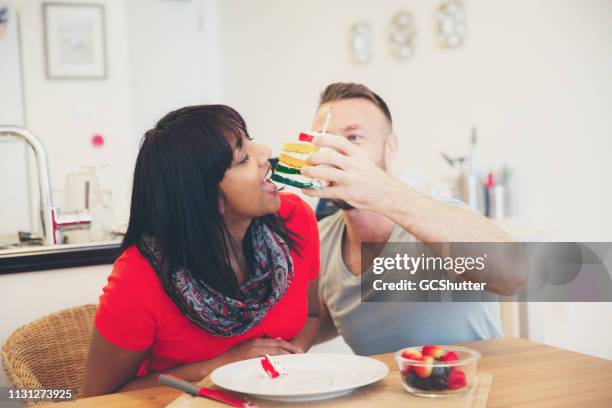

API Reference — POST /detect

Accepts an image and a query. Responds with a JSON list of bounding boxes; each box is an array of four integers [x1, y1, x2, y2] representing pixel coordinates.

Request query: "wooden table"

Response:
[[49, 338, 612, 408]]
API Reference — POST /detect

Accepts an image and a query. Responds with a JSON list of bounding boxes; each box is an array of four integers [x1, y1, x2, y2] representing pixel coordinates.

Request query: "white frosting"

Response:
[[286, 141, 316, 147], [280, 151, 310, 161]]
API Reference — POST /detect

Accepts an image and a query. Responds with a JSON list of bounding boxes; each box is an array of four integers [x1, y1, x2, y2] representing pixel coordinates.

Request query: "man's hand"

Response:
[[301, 134, 518, 295], [300, 133, 403, 211]]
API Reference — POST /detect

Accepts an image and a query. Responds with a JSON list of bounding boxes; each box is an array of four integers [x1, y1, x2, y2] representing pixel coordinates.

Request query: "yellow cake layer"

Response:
[[279, 153, 309, 168], [283, 142, 319, 154]]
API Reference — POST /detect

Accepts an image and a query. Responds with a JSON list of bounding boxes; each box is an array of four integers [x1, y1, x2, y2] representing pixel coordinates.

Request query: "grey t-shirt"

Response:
[[318, 201, 503, 356]]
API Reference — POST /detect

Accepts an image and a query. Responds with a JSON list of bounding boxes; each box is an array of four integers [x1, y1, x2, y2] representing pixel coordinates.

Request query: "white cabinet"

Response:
[[0, 264, 112, 387]]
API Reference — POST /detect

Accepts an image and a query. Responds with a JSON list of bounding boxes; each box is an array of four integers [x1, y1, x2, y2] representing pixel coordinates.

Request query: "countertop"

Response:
[[0, 240, 122, 274]]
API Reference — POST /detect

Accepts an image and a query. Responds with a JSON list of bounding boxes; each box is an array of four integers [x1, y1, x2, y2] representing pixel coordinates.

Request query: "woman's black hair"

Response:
[[122, 105, 302, 295]]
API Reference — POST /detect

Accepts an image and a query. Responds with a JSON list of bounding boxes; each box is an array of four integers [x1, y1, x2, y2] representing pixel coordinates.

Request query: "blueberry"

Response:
[[431, 367, 445, 377], [415, 377, 433, 390], [404, 370, 439, 391], [408, 374, 433, 390], [431, 375, 449, 390], [432, 366, 451, 379]]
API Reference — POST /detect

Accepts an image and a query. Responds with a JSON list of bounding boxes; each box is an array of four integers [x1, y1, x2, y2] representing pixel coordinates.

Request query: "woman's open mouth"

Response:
[[262, 167, 281, 195]]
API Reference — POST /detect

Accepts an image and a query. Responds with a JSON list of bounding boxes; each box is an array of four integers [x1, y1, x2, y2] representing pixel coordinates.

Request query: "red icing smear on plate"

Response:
[[260, 355, 280, 379]]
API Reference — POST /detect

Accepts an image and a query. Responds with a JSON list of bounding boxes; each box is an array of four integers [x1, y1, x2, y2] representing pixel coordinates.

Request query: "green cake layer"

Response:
[[274, 163, 302, 175], [271, 173, 324, 190]]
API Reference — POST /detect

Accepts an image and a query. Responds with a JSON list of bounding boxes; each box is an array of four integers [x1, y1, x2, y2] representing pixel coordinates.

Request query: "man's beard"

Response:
[[331, 199, 354, 210]]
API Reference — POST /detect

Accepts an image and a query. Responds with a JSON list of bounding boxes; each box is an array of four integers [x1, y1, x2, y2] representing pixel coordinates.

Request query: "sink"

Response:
[[0, 233, 45, 251]]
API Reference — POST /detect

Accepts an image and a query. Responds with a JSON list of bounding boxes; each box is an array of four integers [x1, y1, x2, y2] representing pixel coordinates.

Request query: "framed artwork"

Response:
[[43, 3, 107, 79]]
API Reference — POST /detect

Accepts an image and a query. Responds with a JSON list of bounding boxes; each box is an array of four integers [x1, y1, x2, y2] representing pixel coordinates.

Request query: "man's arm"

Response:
[[383, 179, 512, 242], [383, 183, 525, 295]]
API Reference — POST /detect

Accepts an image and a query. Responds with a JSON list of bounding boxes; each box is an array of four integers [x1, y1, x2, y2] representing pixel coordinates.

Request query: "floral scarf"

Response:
[[137, 219, 294, 337]]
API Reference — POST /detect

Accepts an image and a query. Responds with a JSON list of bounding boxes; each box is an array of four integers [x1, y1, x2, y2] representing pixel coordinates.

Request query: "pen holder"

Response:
[[489, 185, 508, 219]]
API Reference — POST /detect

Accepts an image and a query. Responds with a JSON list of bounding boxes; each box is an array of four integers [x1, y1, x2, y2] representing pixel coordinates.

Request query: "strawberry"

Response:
[[413, 355, 434, 378], [441, 351, 459, 362], [401, 349, 423, 360], [401, 364, 412, 376], [448, 369, 467, 390], [422, 345, 445, 359], [298, 132, 314, 142]]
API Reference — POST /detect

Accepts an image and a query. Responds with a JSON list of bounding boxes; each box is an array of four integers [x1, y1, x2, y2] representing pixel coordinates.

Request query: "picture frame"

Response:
[[43, 2, 107, 79]]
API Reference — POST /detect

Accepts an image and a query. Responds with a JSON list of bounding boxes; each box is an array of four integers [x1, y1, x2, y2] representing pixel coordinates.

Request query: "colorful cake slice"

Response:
[[272, 131, 329, 190]]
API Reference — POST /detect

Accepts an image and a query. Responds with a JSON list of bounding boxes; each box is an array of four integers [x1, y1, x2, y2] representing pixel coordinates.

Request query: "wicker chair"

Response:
[[1, 304, 97, 406]]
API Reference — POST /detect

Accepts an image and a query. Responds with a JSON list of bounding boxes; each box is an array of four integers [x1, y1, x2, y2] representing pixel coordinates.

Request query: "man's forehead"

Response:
[[313, 100, 387, 131], [339, 123, 363, 131], [312, 114, 363, 131]]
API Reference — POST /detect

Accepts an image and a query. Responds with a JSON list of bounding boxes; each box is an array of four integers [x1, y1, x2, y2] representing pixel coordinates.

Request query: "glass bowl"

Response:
[[394, 345, 481, 398]]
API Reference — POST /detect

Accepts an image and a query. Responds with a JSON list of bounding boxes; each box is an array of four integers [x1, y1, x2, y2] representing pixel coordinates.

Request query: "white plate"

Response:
[[210, 353, 389, 402]]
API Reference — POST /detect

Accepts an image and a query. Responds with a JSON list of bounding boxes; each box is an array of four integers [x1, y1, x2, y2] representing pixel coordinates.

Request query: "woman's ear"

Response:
[[384, 132, 399, 170]]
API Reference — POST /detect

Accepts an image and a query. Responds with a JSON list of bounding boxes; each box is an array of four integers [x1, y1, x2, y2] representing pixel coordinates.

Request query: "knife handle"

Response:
[[198, 387, 257, 407], [159, 374, 256, 408], [158, 374, 200, 395]]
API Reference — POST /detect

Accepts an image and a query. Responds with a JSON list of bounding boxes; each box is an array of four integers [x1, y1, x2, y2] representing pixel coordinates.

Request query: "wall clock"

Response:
[[389, 11, 416, 60], [437, 1, 466, 48]]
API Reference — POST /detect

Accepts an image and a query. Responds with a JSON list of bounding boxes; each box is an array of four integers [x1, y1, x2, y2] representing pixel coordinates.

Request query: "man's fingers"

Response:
[[312, 133, 358, 156], [300, 165, 344, 183], [307, 149, 350, 169], [301, 185, 345, 200]]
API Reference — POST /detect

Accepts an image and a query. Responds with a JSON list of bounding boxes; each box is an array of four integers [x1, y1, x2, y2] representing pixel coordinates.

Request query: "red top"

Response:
[[95, 193, 319, 376]]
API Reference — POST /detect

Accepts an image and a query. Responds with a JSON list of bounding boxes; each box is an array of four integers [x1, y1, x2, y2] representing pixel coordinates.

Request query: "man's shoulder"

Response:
[[316, 211, 344, 283], [317, 210, 344, 241]]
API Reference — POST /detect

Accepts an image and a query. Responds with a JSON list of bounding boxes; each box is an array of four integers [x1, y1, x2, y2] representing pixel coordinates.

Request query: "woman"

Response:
[[82, 105, 320, 396]]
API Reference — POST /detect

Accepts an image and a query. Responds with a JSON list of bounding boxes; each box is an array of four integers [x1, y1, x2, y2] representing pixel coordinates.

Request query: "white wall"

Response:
[[3, 0, 222, 237], [125, 0, 221, 139], [525, 302, 612, 360], [217, 0, 612, 241], [17, 0, 135, 231]]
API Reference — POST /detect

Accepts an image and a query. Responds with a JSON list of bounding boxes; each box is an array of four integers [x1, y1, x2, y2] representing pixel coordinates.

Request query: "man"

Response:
[[300, 83, 523, 355]]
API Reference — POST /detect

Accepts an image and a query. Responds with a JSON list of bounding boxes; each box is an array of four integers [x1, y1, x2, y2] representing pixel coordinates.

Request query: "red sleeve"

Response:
[[281, 194, 320, 282], [94, 247, 157, 351], [305, 201, 320, 282]]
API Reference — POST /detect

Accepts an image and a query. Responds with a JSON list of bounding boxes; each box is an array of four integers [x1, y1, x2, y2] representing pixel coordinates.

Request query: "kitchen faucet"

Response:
[[0, 126, 92, 245]]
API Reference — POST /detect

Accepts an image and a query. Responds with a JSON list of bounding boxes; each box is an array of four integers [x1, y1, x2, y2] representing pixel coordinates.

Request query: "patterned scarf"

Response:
[[137, 219, 294, 337]]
